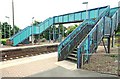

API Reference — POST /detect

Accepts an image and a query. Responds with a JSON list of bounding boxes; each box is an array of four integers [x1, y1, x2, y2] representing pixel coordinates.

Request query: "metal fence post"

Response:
[[77, 48, 80, 68]]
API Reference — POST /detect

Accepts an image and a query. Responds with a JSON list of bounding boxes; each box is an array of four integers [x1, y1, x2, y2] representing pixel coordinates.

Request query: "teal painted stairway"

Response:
[[58, 6, 120, 68]]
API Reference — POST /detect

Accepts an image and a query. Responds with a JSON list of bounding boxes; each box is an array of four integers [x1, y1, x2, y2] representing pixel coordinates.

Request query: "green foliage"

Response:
[[0, 22, 20, 38], [109, 54, 118, 58], [1, 39, 7, 45], [116, 24, 120, 34], [33, 20, 41, 26], [42, 24, 67, 40], [66, 24, 78, 35]]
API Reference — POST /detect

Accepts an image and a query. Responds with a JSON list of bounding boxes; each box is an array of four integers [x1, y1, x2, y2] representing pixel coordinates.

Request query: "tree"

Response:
[[0, 22, 20, 38], [116, 24, 120, 34], [57, 24, 67, 37], [1, 22, 12, 38], [66, 24, 78, 36], [33, 20, 41, 26]]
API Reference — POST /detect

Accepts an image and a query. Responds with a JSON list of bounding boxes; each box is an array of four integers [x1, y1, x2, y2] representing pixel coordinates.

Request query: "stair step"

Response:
[[72, 51, 77, 53], [74, 48, 77, 51], [67, 56, 77, 61], [69, 53, 77, 57]]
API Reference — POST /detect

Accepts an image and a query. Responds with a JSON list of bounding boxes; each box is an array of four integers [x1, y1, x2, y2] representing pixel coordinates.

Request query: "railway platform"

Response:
[[0, 51, 117, 77]]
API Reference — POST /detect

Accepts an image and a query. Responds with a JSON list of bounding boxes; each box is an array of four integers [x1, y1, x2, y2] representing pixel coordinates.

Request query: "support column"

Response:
[[38, 34, 40, 44], [102, 38, 108, 53], [38, 25, 40, 44], [53, 26, 55, 42], [111, 32, 115, 47], [55, 26, 56, 42], [31, 35, 34, 45], [107, 37, 111, 53], [31, 27, 34, 45], [58, 25, 61, 42], [62, 25, 64, 39], [49, 27, 51, 43], [77, 48, 81, 69]]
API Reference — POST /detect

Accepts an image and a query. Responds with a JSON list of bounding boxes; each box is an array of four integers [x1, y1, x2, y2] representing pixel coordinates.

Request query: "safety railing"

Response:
[[10, 6, 108, 46], [58, 20, 94, 54], [58, 6, 110, 61], [77, 17, 105, 68], [11, 17, 54, 46], [58, 19, 96, 61], [104, 17, 111, 36], [12, 26, 32, 46], [77, 6, 110, 68], [111, 9, 119, 35], [10, 26, 30, 40], [54, 6, 107, 24], [58, 6, 108, 55]]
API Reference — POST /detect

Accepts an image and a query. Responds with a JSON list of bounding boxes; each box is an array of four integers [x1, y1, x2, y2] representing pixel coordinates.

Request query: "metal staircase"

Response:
[[58, 6, 120, 68]]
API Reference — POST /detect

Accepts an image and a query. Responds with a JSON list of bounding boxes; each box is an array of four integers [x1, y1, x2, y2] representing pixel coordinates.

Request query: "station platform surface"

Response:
[[0, 43, 59, 51], [0, 51, 117, 77]]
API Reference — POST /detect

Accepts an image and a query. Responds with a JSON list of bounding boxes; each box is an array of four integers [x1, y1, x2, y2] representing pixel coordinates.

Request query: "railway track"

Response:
[[1, 45, 58, 61]]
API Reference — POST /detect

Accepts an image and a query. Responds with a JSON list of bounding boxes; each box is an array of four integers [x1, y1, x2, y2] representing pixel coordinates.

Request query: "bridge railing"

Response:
[[77, 6, 110, 68], [77, 17, 105, 68], [54, 6, 108, 24], [11, 17, 54, 46], [58, 19, 95, 60], [58, 6, 109, 61], [10, 26, 31, 40], [10, 6, 108, 46], [12, 26, 32, 46]]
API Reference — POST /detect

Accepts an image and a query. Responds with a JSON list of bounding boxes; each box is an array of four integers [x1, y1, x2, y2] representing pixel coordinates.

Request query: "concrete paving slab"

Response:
[[55, 60, 77, 70], [30, 66, 117, 77]]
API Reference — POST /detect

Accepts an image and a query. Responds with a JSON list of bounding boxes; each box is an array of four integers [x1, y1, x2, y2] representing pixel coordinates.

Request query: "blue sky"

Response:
[[0, 0, 120, 29]]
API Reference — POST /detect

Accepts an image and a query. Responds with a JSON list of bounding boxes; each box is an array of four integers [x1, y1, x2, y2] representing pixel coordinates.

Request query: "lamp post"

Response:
[[32, 17, 34, 45], [12, 0, 15, 35], [82, 2, 88, 19], [5, 16, 11, 38]]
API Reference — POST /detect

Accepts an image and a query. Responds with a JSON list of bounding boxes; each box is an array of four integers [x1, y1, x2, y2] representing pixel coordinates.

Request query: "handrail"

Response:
[[11, 26, 32, 40], [78, 18, 103, 48], [58, 6, 110, 52], [10, 26, 31, 40], [10, 17, 50, 40], [11, 17, 53, 46], [58, 6, 109, 58], [78, 6, 110, 50], [59, 23, 88, 53], [58, 20, 87, 46], [10, 6, 116, 46], [58, 19, 95, 53], [77, 6, 111, 68], [58, 20, 96, 61]]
